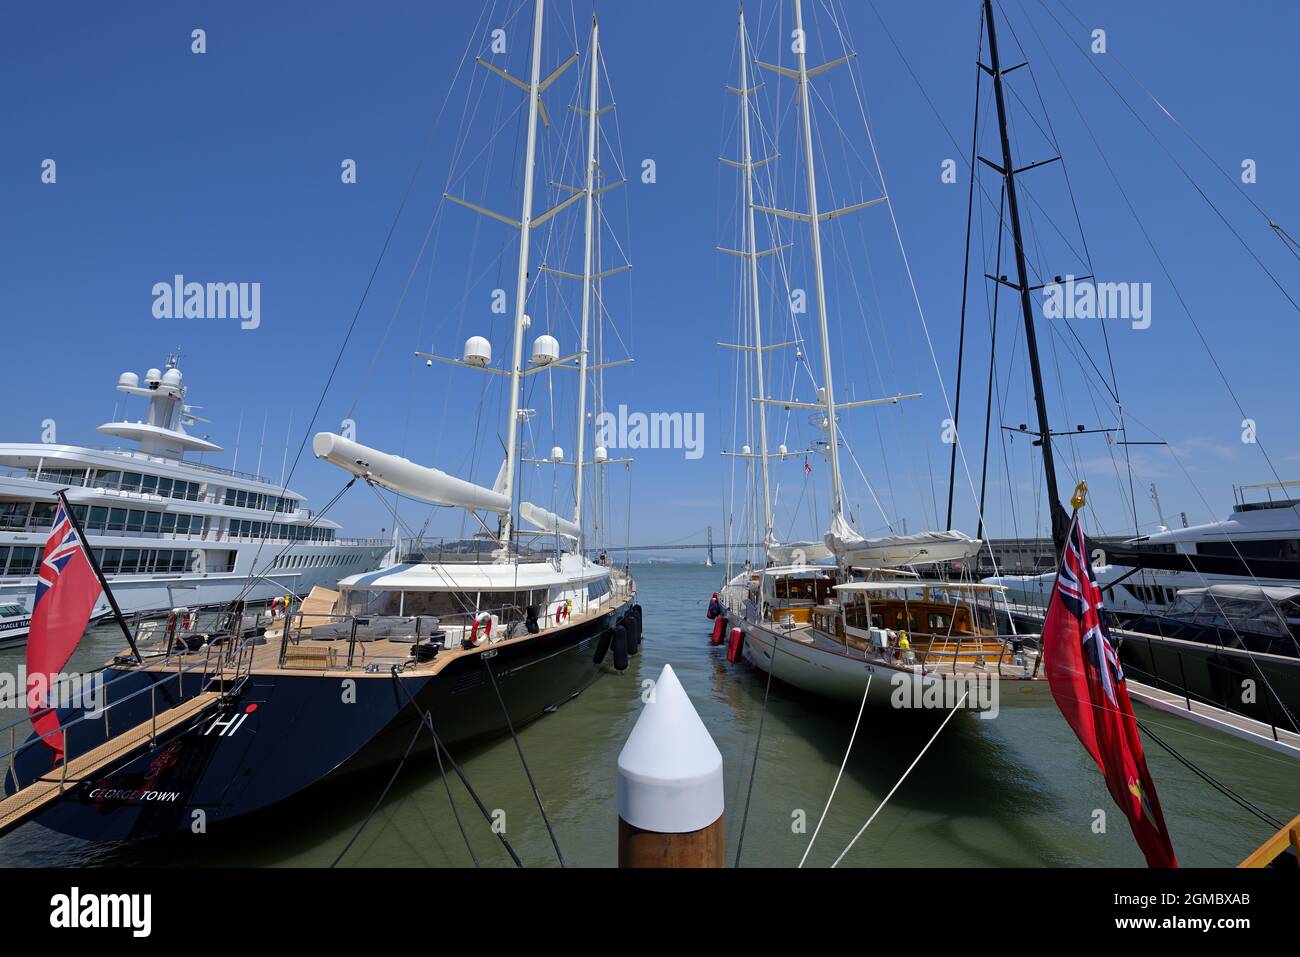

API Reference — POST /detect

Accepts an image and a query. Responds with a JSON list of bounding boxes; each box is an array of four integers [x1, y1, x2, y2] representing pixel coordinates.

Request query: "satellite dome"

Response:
[[550, 446, 564, 463], [463, 336, 491, 367], [118, 371, 139, 389], [531, 334, 560, 366]]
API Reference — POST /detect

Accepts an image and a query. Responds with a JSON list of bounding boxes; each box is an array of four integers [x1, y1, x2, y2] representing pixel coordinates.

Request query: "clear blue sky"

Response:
[[3, 1, 1297, 552]]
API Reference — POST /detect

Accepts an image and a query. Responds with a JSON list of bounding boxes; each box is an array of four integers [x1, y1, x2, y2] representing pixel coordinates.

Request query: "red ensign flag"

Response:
[[26, 502, 102, 762], [1042, 511, 1178, 868]]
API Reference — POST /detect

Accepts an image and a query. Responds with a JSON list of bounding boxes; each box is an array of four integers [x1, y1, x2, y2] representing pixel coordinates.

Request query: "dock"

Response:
[[1127, 680, 1300, 759]]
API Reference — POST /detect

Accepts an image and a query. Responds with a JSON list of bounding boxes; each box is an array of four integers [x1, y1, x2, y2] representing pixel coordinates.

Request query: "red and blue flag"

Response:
[[26, 502, 102, 762], [1043, 510, 1178, 867]]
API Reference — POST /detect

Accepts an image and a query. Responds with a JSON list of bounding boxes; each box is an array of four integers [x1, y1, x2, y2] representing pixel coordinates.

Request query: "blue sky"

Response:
[[3, 1, 1297, 554]]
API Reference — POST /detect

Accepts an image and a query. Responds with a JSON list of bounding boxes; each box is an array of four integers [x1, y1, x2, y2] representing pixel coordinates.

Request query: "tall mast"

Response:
[[981, 0, 1069, 555], [737, 6, 774, 552], [793, 0, 846, 529], [573, 14, 599, 549], [500, 0, 547, 549]]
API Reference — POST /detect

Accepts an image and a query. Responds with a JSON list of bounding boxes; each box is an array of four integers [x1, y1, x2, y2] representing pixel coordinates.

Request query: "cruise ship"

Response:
[[0, 356, 389, 634]]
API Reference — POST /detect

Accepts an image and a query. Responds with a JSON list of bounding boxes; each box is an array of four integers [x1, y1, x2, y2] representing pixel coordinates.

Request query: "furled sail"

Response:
[[312, 433, 510, 513], [519, 501, 581, 541], [828, 528, 983, 569], [764, 534, 832, 565]]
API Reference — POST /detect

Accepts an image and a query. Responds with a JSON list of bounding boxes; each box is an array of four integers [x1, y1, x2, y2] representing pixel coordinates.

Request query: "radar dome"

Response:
[[118, 371, 139, 389]]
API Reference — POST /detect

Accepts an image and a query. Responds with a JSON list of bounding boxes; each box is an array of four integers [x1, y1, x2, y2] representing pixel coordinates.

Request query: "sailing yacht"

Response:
[[713, 1, 1037, 709], [0, 355, 389, 631], [3, 2, 642, 842]]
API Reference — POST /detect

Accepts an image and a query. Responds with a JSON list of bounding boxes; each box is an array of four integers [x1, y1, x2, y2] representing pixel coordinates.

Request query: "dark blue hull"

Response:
[[5, 599, 636, 841]]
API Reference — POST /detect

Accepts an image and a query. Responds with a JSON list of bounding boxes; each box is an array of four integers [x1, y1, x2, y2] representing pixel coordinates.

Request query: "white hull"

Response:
[[719, 586, 1044, 712], [987, 565, 1300, 617]]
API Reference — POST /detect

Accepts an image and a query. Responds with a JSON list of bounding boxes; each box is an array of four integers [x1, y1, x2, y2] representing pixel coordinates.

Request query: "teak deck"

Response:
[[0, 691, 220, 836]]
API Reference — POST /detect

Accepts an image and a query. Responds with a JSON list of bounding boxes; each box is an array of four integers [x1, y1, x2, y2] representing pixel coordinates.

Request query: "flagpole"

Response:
[[55, 489, 142, 663]]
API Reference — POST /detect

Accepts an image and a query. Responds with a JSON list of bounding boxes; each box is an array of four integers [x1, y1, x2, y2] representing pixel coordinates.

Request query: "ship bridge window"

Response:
[[345, 589, 478, 618], [1197, 539, 1300, 560], [0, 502, 31, 529], [29, 467, 87, 487], [92, 470, 200, 501], [223, 488, 294, 513], [0, 546, 39, 577]]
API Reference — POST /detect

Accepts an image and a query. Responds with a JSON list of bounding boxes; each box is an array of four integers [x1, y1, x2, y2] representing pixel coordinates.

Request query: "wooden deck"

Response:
[[0, 691, 221, 837]]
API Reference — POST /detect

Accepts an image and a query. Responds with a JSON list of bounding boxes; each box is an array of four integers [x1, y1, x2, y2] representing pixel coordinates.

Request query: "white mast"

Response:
[[500, 0, 547, 549], [573, 14, 599, 549], [736, 6, 774, 553], [793, 0, 845, 529]]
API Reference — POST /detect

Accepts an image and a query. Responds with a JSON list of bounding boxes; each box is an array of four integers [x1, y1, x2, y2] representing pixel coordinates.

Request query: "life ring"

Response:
[[469, 612, 492, 645]]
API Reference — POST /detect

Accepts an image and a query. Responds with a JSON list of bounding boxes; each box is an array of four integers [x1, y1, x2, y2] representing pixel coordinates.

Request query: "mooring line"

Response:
[[831, 689, 968, 868], [483, 654, 566, 867], [733, 629, 778, 868], [799, 673, 872, 868], [392, 672, 524, 867], [330, 710, 428, 869]]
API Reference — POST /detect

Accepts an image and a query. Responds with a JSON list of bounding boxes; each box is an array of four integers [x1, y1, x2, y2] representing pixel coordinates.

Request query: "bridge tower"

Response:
[[706, 526, 715, 567]]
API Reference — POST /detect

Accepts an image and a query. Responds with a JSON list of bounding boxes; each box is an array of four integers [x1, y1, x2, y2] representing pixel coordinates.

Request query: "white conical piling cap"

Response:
[[617, 663, 724, 834]]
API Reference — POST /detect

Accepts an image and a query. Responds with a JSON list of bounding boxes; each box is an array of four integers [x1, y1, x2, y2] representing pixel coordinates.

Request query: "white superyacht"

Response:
[[0, 356, 389, 635]]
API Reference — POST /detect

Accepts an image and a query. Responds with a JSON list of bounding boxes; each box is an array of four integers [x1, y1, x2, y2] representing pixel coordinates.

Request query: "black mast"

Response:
[[56, 489, 142, 663], [981, 0, 1071, 557]]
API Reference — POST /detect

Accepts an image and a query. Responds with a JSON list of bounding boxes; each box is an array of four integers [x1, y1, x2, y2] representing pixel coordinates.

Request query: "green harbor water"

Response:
[[1, 562, 1296, 867]]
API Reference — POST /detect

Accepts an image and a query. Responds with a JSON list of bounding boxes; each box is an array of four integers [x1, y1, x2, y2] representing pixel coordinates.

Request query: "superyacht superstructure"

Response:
[[0, 356, 389, 629]]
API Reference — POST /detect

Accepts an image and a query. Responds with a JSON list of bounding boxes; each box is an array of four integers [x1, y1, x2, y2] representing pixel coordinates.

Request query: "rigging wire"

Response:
[[1028, 0, 1298, 312]]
